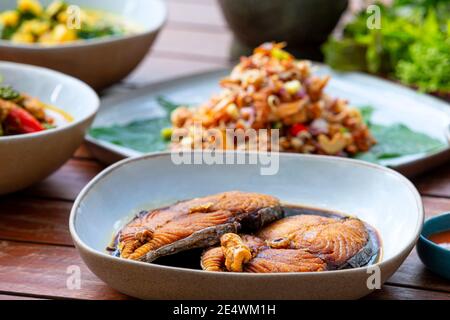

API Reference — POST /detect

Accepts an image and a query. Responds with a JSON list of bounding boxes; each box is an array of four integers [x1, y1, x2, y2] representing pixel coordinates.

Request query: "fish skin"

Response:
[[141, 222, 240, 263], [117, 191, 283, 261]]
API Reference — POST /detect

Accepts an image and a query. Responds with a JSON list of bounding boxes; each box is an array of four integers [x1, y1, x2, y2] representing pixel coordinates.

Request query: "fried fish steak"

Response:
[[266, 216, 370, 268], [201, 214, 376, 273], [257, 215, 331, 241], [201, 233, 327, 273], [117, 191, 283, 262]]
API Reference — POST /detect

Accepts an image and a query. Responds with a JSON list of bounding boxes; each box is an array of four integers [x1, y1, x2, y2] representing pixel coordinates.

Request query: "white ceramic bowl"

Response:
[[70, 152, 423, 300], [0, 0, 167, 90], [0, 62, 99, 195]]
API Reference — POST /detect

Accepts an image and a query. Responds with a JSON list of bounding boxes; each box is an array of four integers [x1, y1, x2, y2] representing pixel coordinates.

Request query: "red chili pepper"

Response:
[[290, 123, 307, 137], [5, 107, 44, 134]]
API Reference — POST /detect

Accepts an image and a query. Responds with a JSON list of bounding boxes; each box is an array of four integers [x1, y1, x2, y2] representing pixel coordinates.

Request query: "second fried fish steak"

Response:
[[117, 191, 283, 262], [201, 214, 377, 273]]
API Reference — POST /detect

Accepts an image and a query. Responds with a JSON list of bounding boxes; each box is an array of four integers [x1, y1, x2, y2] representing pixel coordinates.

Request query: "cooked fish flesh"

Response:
[[116, 191, 283, 262], [201, 233, 327, 273], [201, 214, 377, 273], [261, 215, 372, 269]]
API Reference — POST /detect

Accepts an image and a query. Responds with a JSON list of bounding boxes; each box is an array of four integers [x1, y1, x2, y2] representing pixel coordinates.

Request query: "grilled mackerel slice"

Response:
[[116, 191, 283, 262]]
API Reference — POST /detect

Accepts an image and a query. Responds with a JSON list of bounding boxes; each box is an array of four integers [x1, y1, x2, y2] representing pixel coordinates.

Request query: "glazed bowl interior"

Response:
[[72, 153, 422, 265], [0, 61, 98, 132], [0, 0, 166, 45]]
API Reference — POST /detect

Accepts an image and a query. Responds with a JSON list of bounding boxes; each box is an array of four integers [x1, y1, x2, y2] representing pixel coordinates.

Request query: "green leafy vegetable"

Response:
[[89, 118, 171, 153], [77, 24, 123, 40], [0, 24, 18, 40], [355, 106, 445, 162], [0, 85, 20, 100], [89, 99, 445, 163], [358, 106, 375, 125], [156, 96, 187, 113], [396, 39, 450, 93], [323, 0, 450, 94], [88, 97, 186, 153], [43, 123, 56, 130]]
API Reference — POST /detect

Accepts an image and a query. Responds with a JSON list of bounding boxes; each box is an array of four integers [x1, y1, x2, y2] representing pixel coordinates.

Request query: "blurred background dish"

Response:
[[0, 61, 99, 195], [218, 0, 348, 60], [0, 0, 167, 90]]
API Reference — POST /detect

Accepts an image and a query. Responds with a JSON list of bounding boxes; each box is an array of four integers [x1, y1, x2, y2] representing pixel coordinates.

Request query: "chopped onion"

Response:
[[310, 118, 329, 136]]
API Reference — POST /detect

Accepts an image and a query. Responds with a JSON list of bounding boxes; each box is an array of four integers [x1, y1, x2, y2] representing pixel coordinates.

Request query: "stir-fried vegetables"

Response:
[[0, 84, 54, 136], [323, 0, 450, 95], [169, 43, 376, 156], [0, 0, 131, 44]]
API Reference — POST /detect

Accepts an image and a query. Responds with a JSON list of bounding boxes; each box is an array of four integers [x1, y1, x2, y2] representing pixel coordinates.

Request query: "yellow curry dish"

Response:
[[0, 0, 137, 45]]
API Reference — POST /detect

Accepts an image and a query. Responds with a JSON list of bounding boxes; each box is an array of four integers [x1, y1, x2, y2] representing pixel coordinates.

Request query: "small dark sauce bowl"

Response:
[[417, 212, 450, 280]]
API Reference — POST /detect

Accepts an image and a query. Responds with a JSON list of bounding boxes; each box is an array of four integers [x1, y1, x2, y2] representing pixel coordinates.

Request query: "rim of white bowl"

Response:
[[69, 152, 424, 278], [0, 0, 167, 50], [0, 61, 100, 141]]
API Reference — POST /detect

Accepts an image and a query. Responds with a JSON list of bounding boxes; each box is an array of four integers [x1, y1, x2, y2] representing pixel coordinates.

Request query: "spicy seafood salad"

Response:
[[170, 43, 376, 156]]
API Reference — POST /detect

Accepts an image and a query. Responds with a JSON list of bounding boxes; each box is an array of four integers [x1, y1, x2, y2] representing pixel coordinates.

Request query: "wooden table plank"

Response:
[[415, 164, 450, 198], [366, 285, 450, 300], [0, 197, 72, 246], [387, 250, 450, 293], [0, 241, 129, 300], [73, 145, 93, 160], [22, 159, 105, 202], [422, 196, 450, 216]]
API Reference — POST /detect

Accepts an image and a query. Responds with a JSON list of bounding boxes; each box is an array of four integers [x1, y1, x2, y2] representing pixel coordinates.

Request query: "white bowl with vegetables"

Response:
[[0, 0, 167, 90], [0, 61, 99, 195]]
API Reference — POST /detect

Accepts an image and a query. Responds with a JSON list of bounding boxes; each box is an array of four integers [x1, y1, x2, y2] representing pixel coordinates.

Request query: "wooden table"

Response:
[[0, 0, 449, 300]]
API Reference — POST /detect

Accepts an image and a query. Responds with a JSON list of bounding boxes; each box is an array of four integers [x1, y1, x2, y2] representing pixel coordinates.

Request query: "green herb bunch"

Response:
[[323, 0, 450, 94]]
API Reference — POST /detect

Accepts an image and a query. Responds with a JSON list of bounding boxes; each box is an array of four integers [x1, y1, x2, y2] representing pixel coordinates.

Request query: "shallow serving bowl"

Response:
[[0, 62, 99, 195], [70, 152, 423, 300], [0, 0, 167, 90]]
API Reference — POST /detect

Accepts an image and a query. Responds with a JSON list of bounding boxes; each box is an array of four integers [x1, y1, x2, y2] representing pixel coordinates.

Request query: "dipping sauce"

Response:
[[428, 230, 450, 250]]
